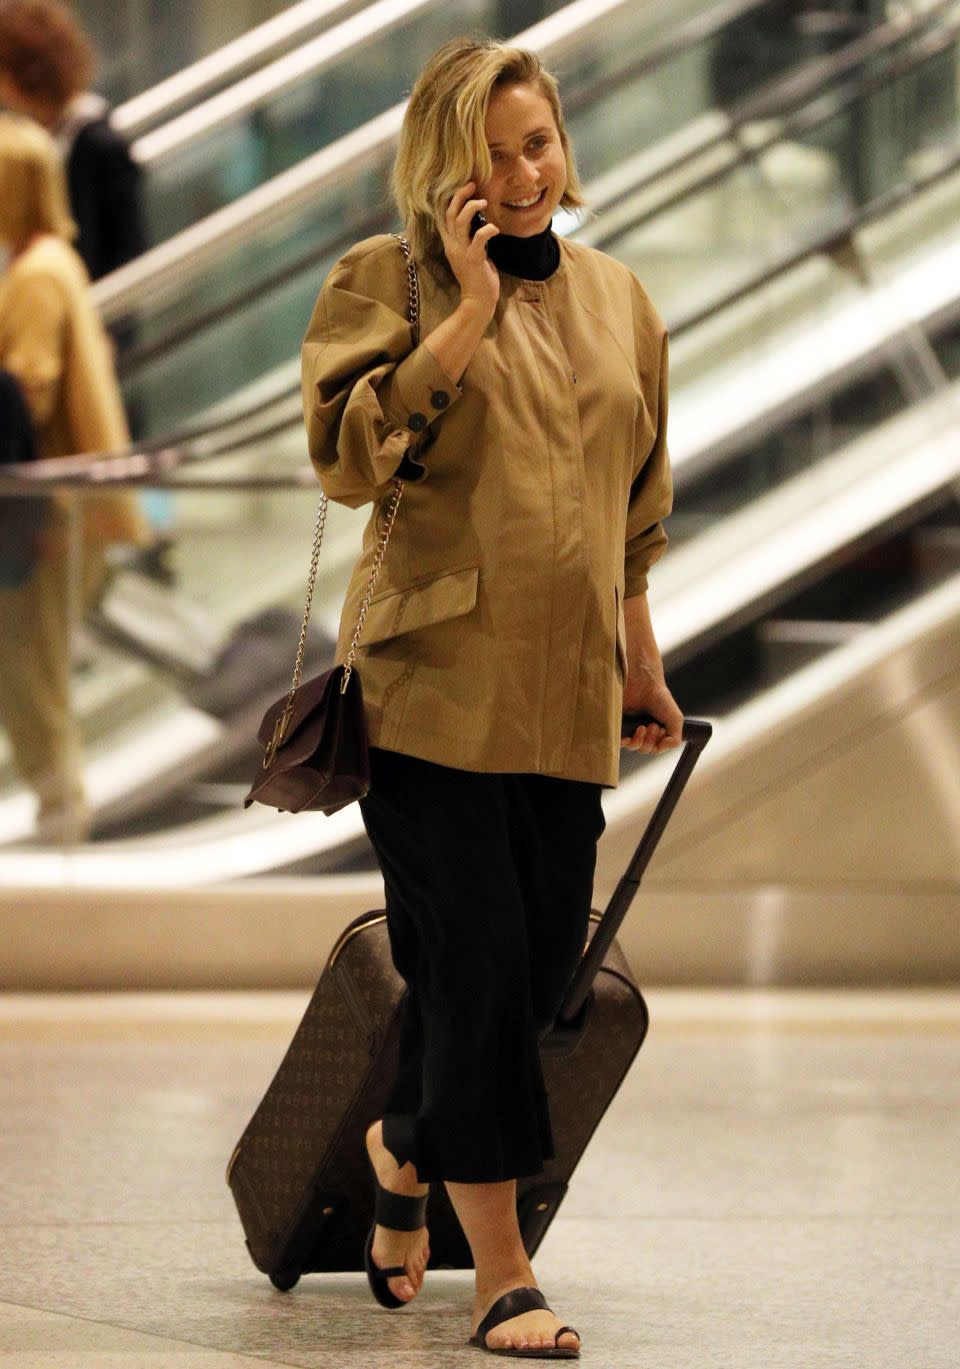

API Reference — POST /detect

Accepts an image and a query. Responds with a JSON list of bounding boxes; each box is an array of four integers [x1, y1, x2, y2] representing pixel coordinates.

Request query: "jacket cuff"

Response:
[[380, 342, 461, 481], [624, 523, 668, 598]]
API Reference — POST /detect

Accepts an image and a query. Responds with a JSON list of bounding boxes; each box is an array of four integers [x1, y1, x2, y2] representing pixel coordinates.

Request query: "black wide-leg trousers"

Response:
[[357, 745, 607, 1184]]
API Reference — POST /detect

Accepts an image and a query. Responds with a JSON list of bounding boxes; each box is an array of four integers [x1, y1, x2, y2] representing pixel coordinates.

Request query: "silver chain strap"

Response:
[[265, 234, 420, 765]]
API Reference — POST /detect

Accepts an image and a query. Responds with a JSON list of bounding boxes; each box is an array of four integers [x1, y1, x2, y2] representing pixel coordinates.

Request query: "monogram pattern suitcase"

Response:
[[226, 718, 711, 1289]]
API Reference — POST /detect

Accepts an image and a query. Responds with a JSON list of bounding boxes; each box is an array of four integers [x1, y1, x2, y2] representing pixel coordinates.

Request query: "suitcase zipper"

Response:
[[328, 913, 387, 969], [226, 1141, 241, 1185], [329, 910, 598, 970]]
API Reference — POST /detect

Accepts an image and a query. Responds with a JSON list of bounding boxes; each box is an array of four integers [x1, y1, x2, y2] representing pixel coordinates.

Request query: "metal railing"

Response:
[[114, 0, 367, 139], [91, 0, 768, 322]]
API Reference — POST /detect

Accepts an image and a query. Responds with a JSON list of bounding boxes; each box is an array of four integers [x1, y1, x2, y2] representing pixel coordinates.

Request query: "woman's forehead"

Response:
[[484, 83, 555, 142]]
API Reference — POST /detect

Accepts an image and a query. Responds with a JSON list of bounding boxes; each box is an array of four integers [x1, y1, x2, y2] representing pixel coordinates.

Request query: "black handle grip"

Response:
[[621, 711, 660, 736], [622, 711, 712, 746]]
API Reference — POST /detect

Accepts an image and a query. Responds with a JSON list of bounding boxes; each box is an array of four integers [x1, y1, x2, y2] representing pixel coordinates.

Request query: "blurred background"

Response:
[[0, 0, 958, 991]]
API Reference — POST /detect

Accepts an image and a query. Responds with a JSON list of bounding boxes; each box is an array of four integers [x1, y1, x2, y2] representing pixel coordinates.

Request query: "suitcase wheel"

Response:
[[270, 1268, 300, 1292]]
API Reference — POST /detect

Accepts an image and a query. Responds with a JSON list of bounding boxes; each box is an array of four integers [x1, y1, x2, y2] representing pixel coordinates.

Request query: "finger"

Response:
[[654, 734, 681, 752], [445, 182, 478, 222], [471, 222, 500, 249], [454, 196, 488, 234], [633, 724, 664, 752]]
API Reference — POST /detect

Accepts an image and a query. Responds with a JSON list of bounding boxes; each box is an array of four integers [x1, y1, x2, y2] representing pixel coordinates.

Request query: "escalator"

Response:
[[0, 0, 958, 895], [93, 0, 943, 431]]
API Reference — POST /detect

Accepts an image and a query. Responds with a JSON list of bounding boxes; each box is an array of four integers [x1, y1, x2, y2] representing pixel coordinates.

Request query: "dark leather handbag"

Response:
[[244, 235, 419, 815]]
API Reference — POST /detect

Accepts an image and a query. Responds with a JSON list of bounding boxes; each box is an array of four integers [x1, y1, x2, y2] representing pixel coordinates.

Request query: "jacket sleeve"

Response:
[[301, 242, 462, 509], [624, 317, 673, 598], [0, 273, 66, 431]]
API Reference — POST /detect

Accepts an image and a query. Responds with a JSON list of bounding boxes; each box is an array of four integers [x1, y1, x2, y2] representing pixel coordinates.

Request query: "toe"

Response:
[[388, 1276, 414, 1301]]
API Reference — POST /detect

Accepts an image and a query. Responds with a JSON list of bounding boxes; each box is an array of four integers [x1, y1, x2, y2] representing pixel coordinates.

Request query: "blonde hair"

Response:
[[392, 36, 586, 271], [0, 112, 76, 245]]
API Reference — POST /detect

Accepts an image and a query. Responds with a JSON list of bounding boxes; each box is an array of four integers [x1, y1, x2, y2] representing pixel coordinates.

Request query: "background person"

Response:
[[0, 0, 145, 282], [0, 0, 173, 581], [0, 113, 150, 843], [302, 35, 683, 1359]]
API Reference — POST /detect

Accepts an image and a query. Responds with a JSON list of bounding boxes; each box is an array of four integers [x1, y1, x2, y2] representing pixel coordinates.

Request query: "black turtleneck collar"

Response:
[[486, 222, 561, 281]]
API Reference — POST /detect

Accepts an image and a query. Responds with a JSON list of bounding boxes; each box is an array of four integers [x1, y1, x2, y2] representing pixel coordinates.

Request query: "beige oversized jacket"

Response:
[[0, 235, 149, 546], [301, 232, 672, 786]]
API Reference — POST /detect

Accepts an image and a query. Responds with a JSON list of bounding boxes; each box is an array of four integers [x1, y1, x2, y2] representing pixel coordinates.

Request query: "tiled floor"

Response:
[[0, 989, 957, 1368]]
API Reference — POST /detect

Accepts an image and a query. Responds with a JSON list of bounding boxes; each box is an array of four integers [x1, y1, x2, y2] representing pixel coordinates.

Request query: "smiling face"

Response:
[[476, 81, 568, 236]]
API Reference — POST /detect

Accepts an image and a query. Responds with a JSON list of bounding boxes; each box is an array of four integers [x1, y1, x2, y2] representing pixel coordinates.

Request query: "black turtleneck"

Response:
[[485, 222, 561, 281]]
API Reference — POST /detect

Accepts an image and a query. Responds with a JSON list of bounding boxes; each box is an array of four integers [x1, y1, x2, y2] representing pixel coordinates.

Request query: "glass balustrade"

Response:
[[117, 12, 960, 438], [131, 0, 891, 247], [3, 6, 960, 864], [79, 0, 312, 105]]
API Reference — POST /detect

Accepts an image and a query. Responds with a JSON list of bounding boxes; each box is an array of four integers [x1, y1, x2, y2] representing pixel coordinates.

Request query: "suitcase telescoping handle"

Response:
[[555, 713, 713, 1028]]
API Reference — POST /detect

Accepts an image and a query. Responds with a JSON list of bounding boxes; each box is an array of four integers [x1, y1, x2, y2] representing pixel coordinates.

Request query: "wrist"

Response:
[[456, 295, 495, 328]]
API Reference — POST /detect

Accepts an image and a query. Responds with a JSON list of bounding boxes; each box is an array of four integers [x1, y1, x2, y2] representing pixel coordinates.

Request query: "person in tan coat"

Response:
[[301, 38, 684, 1358], [0, 113, 149, 843]]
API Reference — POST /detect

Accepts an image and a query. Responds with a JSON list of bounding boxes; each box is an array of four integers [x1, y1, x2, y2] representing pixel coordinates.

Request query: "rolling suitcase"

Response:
[[226, 714, 712, 1289]]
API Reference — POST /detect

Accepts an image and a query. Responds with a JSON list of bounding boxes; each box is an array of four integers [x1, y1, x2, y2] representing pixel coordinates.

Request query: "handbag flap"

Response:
[[257, 665, 345, 749]]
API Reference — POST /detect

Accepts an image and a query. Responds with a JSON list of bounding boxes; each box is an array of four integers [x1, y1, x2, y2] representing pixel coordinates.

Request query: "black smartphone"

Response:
[[470, 210, 487, 238]]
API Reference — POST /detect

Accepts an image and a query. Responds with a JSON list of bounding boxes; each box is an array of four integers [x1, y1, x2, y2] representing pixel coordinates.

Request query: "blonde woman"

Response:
[[0, 113, 149, 842], [302, 37, 683, 1359]]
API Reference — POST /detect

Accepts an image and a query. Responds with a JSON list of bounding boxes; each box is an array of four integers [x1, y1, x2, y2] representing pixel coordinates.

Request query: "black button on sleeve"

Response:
[[408, 411, 428, 432], [430, 390, 450, 410]]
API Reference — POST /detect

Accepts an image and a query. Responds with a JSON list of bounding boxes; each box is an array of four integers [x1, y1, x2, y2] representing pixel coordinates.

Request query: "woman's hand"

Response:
[[437, 181, 501, 319], [621, 663, 684, 755]]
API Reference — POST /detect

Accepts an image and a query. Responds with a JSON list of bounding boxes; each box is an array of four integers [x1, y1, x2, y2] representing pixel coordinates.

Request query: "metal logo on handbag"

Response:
[[244, 235, 421, 816]]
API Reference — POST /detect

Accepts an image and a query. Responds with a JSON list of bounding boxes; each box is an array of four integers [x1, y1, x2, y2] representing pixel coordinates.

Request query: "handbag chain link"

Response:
[[264, 235, 421, 766]]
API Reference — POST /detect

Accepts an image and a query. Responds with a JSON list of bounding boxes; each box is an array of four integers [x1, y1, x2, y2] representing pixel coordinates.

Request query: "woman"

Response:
[[302, 37, 683, 1359], [0, 113, 149, 842]]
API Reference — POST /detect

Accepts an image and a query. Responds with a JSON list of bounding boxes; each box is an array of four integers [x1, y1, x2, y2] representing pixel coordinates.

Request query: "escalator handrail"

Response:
[[586, 2, 960, 250], [112, 0, 960, 389], [91, 0, 766, 322], [113, 0, 362, 141], [131, 0, 446, 166], [574, 0, 953, 227]]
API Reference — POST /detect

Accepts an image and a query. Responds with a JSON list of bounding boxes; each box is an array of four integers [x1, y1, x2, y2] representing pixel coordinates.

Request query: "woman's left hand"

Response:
[[621, 666, 684, 754]]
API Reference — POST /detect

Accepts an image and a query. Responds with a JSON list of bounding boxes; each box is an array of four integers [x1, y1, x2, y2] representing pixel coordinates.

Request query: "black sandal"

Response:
[[362, 1158, 429, 1309], [469, 1286, 581, 1359]]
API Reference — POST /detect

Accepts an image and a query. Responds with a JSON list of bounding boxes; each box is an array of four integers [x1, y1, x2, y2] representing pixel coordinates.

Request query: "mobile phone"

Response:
[[470, 210, 487, 238]]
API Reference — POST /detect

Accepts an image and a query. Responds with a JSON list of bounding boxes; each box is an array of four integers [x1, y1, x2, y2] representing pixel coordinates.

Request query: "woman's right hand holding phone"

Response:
[[438, 182, 500, 321]]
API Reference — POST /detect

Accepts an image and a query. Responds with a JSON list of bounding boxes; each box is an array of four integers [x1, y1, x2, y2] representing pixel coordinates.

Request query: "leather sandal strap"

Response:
[[371, 1262, 408, 1281], [476, 1287, 549, 1346], [374, 1181, 428, 1231], [554, 1326, 580, 1343]]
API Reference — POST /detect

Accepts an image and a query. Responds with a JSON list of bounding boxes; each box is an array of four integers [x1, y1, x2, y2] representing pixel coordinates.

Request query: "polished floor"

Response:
[[0, 988, 957, 1368]]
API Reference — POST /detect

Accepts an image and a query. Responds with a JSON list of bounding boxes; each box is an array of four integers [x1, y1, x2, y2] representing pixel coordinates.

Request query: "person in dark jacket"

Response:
[[0, 366, 44, 590], [0, 0, 145, 282]]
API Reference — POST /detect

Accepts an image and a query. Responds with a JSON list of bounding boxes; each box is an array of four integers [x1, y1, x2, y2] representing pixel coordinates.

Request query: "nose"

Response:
[[507, 157, 539, 190]]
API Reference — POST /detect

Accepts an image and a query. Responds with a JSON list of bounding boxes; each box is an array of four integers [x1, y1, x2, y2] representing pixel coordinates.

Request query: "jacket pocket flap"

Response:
[[360, 563, 480, 646]]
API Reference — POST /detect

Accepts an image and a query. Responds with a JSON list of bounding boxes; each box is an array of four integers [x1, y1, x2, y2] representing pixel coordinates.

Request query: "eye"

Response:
[[529, 137, 548, 148], [490, 150, 504, 162]]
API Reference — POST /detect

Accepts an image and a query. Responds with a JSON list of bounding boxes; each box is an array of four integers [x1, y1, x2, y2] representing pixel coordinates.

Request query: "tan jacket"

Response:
[[302, 232, 672, 786], [0, 235, 150, 546]]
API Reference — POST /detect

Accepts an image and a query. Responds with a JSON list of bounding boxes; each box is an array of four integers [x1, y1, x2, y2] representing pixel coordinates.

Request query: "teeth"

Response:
[[506, 190, 543, 208]]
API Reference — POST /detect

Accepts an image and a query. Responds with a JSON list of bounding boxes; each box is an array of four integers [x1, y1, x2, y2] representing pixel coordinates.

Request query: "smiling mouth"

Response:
[[503, 187, 547, 210]]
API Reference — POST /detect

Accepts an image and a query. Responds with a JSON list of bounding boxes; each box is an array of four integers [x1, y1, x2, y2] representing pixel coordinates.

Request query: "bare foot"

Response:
[[365, 1120, 430, 1303], [471, 1275, 581, 1354]]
